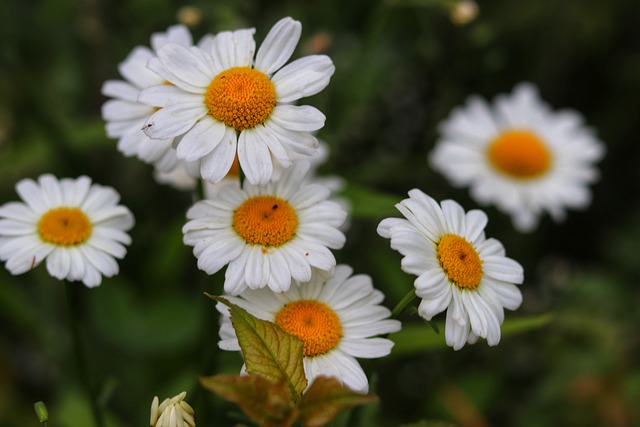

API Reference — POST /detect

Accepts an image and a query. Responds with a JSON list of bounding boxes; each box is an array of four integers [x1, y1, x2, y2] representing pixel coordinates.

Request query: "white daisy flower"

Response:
[[429, 82, 605, 232], [101, 25, 207, 175], [139, 16, 335, 186], [182, 161, 346, 295], [217, 264, 402, 393], [377, 189, 523, 350], [0, 175, 134, 288]]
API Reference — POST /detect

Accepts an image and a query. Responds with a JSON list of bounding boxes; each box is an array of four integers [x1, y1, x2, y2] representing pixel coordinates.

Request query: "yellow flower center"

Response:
[[233, 196, 297, 247], [38, 207, 92, 246], [487, 130, 552, 179], [275, 300, 342, 357], [437, 234, 483, 290], [205, 67, 276, 131]]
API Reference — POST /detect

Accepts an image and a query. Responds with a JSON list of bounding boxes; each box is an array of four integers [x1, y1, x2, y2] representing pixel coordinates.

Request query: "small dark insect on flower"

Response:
[[142, 123, 154, 130], [272, 204, 278, 210]]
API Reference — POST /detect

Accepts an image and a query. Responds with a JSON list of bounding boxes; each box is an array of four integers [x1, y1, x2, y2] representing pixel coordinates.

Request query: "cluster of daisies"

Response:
[[0, 16, 605, 400]]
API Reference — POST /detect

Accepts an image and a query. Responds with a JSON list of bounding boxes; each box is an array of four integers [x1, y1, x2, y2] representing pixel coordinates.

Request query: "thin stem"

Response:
[[390, 287, 417, 320], [64, 281, 105, 427]]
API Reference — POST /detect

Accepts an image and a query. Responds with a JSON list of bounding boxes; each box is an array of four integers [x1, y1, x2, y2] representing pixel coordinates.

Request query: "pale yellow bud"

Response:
[[150, 392, 195, 427], [450, 0, 479, 26], [176, 6, 202, 27]]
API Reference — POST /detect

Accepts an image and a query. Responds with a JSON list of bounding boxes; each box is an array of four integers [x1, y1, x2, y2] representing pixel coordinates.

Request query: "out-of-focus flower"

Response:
[[450, 0, 479, 26], [101, 25, 208, 187], [0, 175, 134, 287], [150, 391, 195, 427], [430, 83, 605, 232], [378, 189, 523, 350], [217, 265, 401, 393], [139, 17, 335, 186], [183, 161, 347, 295]]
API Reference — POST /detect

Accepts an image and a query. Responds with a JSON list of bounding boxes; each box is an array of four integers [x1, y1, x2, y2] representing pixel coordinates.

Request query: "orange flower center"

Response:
[[437, 234, 483, 290], [275, 300, 342, 357], [205, 67, 276, 131], [38, 207, 92, 246], [233, 196, 297, 247], [487, 130, 552, 179]]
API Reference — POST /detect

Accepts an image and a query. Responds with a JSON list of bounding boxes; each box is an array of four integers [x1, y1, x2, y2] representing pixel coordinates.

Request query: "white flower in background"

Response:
[[150, 391, 195, 427], [0, 175, 134, 288], [217, 265, 401, 393], [377, 189, 523, 350], [139, 16, 335, 186], [183, 161, 346, 295], [429, 83, 605, 232], [101, 25, 206, 178]]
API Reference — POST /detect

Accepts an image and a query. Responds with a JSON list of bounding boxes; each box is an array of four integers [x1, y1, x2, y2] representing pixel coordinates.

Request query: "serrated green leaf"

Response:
[[210, 295, 308, 400], [297, 376, 378, 427], [199, 374, 297, 427]]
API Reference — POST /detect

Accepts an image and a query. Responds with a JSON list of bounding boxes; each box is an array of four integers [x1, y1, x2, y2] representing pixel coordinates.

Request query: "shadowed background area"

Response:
[[1, 0, 640, 426]]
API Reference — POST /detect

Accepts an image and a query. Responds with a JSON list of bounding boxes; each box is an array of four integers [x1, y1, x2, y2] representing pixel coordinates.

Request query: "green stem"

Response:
[[390, 288, 417, 319], [64, 282, 105, 427]]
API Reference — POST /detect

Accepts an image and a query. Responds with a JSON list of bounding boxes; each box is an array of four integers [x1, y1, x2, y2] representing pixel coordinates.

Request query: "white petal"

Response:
[[16, 178, 48, 213], [138, 84, 203, 107], [151, 24, 193, 51], [339, 338, 395, 358], [176, 117, 226, 161], [269, 105, 325, 132], [200, 127, 238, 184], [237, 129, 273, 186], [483, 256, 524, 284], [272, 55, 334, 103], [254, 17, 301, 75], [101, 80, 140, 102], [209, 29, 256, 71], [156, 43, 215, 88], [46, 248, 71, 281], [244, 246, 269, 289], [143, 103, 207, 140], [118, 46, 162, 89]]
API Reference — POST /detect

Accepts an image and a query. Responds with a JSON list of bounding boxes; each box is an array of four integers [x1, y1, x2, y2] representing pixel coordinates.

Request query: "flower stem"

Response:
[[390, 288, 417, 319], [64, 281, 105, 427]]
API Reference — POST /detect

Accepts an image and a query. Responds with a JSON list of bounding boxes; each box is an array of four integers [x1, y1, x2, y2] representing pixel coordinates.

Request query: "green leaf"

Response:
[[90, 280, 205, 356], [199, 374, 297, 427], [340, 183, 400, 219], [389, 313, 553, 356], [209, 295, 308, 400], [297, 376, 378, 427]]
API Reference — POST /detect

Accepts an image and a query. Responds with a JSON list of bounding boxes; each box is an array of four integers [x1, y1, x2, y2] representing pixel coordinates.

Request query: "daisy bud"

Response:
[[150, 392, 195, 427], [450, 0, 479, 26]]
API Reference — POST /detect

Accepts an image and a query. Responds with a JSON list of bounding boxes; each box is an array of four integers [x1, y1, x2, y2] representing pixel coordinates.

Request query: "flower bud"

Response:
[[150, 391, 195, 427]]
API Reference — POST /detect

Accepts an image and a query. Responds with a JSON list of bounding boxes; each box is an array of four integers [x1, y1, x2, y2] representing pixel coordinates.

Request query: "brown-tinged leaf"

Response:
[[297, 376, 379, 427], [208, 295, 308, 399], [199, 374, 298, 427]]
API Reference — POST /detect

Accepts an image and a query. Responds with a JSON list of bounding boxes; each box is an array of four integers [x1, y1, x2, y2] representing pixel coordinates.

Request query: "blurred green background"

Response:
[[1, 0, 640, 426]]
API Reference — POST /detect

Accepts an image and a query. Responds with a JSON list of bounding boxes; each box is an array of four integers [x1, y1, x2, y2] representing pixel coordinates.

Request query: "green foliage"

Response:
[[210, 295, 308, 400], [200, 374, 297, 427], [296, 377, 378, 427], [202, 298, 379, 427]]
